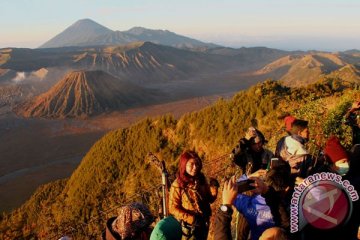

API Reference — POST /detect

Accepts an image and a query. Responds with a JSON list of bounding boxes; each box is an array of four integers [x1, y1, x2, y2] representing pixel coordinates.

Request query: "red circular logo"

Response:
[[301, 182, 350, 229]]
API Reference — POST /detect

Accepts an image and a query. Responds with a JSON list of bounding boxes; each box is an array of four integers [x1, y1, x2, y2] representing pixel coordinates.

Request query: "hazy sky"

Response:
[[1, 0, 360, 51]]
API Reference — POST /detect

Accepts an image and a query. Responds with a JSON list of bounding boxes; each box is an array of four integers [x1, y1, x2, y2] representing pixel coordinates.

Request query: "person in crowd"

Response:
[[251, 161, 292, 236], [275, 115, 296, 157], [103, 202, 154, 240], [232, 161, 292, 240], [214, 164, 291, 240], [169, 150, 219, 240], [214, 176, 238, 240], [231, 127, 273, 240], [307, 135, 349, 175], [323, 135, 350, 176], [345, 144, 360, 239], [299, 143, 360, 240], [259, 160, 293, 233], [232, 127, 273, 175], [275, 119, 312, 178], [259, 227, 288, 240], [336, 143, 360, 240], [347, 144, 360, 179], [150, 215, 182, 240], [343, 100, 360, 145], [284, 115, 297, 135]]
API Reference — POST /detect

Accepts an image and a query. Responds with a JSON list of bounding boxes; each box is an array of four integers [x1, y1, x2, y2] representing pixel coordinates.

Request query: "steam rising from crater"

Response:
[[12, 72, 26, 82]]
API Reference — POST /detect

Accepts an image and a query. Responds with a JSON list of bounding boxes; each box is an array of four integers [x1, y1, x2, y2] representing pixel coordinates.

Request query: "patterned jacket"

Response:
[[169, 178, 216, 225]]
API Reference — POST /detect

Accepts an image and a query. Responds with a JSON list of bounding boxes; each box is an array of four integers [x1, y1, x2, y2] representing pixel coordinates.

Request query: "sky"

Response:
[[1, 0, 360, 51]]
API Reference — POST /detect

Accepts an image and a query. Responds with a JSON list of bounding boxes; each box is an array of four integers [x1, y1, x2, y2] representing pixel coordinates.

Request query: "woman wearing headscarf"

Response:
[[169, 150, 219, 240], [104, 202, 154, 240]]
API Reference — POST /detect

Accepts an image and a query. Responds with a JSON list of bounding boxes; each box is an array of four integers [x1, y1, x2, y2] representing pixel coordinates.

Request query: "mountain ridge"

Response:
[[2, 42, 287, 85], [255, 52, 360, 86]]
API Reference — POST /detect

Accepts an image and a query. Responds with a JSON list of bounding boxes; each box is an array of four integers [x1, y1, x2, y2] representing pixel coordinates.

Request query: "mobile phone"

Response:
[[237, 179, 255, 193], [270, 158, 279, 169]]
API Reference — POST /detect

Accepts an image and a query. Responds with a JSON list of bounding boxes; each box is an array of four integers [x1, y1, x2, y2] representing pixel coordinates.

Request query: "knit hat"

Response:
[[324, 136, 348, 163], [284, 115, 296, 132], [111, 202, 154, 239]]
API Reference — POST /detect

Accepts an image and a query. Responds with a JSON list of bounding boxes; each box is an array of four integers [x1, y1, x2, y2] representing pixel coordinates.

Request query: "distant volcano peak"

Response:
[[39, 18, 217, 49]]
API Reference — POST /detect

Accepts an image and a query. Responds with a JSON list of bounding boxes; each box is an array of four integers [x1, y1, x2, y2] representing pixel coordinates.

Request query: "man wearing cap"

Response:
[[231, 127, 274, 240], [232, 127, 273, 176]]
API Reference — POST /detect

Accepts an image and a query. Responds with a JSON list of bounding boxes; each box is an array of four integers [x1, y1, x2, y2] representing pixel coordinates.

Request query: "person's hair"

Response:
[[290, 119, 308, 135], [260, 227, 289, 240], [176, 150, 204, 188], [273, 227, 289, 240], [254, 129, 266, 144], [265, 160, 291, 192]]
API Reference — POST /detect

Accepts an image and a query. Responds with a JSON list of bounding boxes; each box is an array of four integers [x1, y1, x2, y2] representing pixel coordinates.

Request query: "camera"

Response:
[[236, 179, 255, 193]]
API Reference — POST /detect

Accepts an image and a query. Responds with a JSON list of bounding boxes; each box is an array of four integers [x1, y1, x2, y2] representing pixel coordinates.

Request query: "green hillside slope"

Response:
[[1, 80, 359, 239]]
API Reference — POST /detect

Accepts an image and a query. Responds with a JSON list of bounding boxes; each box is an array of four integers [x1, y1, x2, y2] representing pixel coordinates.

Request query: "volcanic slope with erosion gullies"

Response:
[[1, 42, 249, 85], [71, 41, 233, 83], [16, 70, 163, 118]]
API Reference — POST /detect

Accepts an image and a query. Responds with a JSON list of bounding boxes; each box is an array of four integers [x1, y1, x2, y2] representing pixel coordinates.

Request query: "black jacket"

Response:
[[214, 207, 233, 240]]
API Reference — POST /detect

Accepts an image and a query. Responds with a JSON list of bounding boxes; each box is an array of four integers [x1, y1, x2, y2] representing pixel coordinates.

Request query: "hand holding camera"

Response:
[[249, 177, 268, 195], [248, 169, 267, 179], [222, 176, 238, 205], [235, 175, 269, 194], [236, 179, 256, 193]]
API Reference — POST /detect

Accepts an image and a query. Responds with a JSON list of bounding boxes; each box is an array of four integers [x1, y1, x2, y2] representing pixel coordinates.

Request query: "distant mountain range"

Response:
[[1, 22, 360, 119], [0, 42, 288, 84], [40, 19, 218, 49], [254, 52, 360, 86]]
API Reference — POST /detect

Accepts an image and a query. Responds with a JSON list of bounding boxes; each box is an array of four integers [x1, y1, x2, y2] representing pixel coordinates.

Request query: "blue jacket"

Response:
[[233, 193, 275, 240]]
